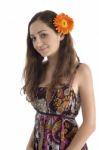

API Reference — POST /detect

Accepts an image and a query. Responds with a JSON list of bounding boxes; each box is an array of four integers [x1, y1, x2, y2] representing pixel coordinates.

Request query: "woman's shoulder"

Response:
[[78, 63, 92, 75], [77, 63, 93, 85]]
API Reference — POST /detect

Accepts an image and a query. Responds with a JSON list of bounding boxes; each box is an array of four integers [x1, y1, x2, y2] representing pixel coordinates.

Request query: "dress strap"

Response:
[[69, 62, 81, 89]]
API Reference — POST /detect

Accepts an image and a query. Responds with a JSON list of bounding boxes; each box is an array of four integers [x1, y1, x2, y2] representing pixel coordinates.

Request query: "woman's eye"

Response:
[[31, 37, 36, 42], [40, 33, 47, 38]]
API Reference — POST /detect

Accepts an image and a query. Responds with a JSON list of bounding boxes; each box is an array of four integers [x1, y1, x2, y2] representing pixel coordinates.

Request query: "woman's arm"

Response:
[[26, 128, 34, 150], [66, 64, 96, 150]]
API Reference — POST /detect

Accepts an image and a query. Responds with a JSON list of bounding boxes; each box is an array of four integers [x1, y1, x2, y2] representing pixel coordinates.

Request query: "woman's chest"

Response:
[[32, 85, 80, 116]]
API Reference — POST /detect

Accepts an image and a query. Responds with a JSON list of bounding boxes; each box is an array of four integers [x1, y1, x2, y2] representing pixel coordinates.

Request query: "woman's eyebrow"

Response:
[[30, 30, 47, 37]]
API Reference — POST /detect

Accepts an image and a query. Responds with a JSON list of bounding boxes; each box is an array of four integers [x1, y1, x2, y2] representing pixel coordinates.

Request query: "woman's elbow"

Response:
[[91, 122, 96, 132], [83, 121, 96, 134], [89, 118, 96, 132]]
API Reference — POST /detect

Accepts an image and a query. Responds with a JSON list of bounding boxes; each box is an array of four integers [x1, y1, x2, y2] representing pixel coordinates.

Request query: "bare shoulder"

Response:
[[78, 63, 92, 75], [77, 63, 93, 86]]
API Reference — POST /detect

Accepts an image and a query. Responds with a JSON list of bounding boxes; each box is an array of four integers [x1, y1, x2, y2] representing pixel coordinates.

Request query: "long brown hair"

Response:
[[21, 10, 80, 102]]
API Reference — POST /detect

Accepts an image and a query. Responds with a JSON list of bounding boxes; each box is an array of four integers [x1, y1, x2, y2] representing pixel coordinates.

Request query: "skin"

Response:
[[30, 20, 64, 69], [26, 20, 96, 150]]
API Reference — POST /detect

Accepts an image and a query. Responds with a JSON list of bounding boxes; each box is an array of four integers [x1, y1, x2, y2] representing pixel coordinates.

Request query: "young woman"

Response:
[[22, 10, 96, 150]]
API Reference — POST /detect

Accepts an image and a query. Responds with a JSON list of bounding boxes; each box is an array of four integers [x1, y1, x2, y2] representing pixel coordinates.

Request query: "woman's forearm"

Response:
[[66, 122, 95, 150]]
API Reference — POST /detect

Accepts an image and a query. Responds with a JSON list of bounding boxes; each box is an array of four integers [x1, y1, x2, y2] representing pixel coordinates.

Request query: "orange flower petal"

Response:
[[53, 13, 74, 34]]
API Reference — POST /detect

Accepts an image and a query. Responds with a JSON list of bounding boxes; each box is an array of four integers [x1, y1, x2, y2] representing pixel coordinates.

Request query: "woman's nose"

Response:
[[35, 38, 43, 48]]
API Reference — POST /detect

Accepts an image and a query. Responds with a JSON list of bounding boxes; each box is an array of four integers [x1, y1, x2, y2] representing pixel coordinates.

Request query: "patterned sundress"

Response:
[[31, 63, 88, 150]]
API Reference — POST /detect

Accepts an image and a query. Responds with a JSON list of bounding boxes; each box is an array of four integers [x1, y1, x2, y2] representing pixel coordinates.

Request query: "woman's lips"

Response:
[[39, 47, 48, 51]]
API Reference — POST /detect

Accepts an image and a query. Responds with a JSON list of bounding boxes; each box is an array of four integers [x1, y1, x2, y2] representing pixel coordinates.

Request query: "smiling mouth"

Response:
[[39, 47, 48, 51]]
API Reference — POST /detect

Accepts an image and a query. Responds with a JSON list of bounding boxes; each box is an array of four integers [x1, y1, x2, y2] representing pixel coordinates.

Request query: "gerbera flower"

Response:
[[53, 13, 74, 35]]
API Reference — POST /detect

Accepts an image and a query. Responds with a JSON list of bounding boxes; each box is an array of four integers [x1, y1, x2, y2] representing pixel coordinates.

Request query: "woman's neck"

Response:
[[47, 53, 58, 70]]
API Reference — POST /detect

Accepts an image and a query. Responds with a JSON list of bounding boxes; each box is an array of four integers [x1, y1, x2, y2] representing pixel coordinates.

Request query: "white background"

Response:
[[0, 0, 98, 149]]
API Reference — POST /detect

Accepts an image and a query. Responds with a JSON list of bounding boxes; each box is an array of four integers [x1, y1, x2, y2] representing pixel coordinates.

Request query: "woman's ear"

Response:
[[60, 33, 65, 41]]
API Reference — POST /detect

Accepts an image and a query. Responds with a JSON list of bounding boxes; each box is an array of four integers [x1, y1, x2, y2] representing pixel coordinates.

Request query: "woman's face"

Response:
[[29, 20, 64, 57]]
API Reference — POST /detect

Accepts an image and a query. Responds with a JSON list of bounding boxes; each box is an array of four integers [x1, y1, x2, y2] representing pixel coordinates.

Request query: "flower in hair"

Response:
[[53, 13, 74, 35]]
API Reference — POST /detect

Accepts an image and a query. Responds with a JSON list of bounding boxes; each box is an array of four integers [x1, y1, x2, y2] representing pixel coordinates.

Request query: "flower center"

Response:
[[61, 19, 67, 28]]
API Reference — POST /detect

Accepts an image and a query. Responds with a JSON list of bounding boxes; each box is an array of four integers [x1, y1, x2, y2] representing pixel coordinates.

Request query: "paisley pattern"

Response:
[[31, 84, 88, 150]]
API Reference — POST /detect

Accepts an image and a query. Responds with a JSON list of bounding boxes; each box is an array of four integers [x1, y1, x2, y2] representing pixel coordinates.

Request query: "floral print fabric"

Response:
[[31, 84, 88, 150]]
